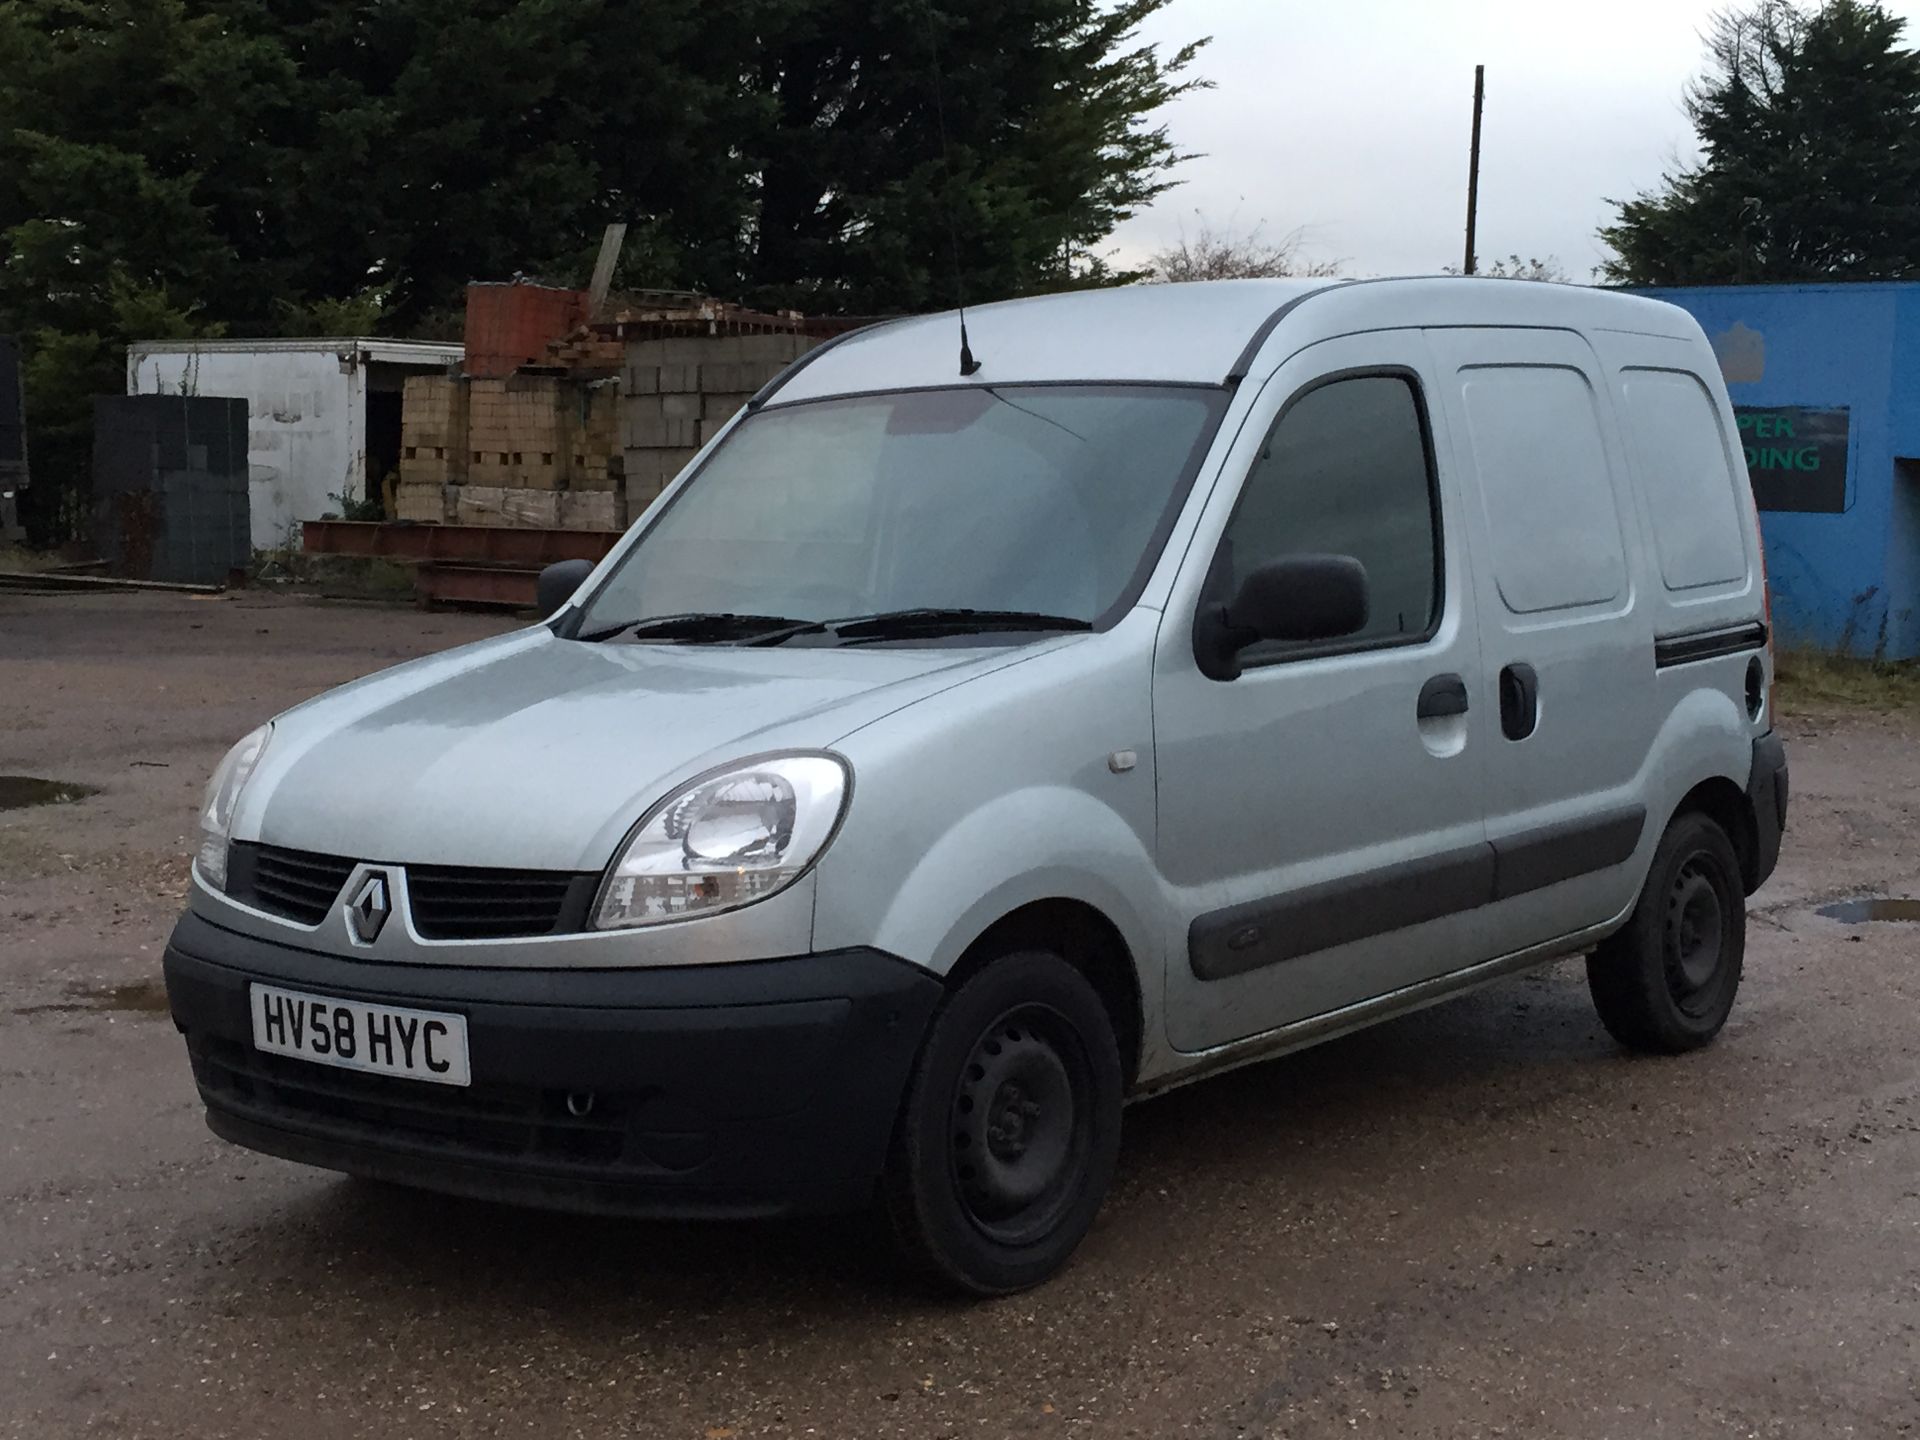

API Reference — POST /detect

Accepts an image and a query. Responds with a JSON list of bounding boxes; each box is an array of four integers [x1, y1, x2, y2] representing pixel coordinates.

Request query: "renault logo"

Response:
[[346, 871, 392, 945]]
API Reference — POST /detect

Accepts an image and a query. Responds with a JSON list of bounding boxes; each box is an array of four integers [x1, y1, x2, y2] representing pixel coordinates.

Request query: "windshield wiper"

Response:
[[828, 608, 1094, 640], [577, 612, 827, 645]]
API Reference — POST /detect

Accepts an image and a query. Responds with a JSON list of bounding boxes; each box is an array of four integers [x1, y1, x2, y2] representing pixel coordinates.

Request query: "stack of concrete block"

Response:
[[468, 376, 568, 491], [560, 492, 621, 529], [393, 482, 448, 523], [568, 383, 623, 494], [400, 376, 467, 483], [621, 332, 817, 517], [396, 375, 467, 522]]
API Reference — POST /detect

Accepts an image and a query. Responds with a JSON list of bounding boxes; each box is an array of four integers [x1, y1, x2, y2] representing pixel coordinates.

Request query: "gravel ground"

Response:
[[2, 589, 1916, 1439]]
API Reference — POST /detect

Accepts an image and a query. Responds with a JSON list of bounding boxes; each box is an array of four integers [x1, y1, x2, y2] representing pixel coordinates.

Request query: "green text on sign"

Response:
[[1732, 405, 1848, 513]]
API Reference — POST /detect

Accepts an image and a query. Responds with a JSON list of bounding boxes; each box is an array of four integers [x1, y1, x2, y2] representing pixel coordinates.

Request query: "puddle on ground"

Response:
[[14, 978, 170, 1018], [0, 776, 99, 810], [1817, 897, 1920, 924]]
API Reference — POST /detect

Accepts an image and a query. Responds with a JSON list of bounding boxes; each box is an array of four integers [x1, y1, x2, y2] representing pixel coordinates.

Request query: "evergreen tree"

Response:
[[1601, 0, 1920, 284], [0, 0, 1203, 541], [738, 0, 1205, 311]]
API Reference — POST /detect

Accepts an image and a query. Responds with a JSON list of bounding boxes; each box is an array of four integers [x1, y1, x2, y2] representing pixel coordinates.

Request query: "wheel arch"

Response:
[[1668, 775, 1760, 893], [946, 898, 1146, 1088]]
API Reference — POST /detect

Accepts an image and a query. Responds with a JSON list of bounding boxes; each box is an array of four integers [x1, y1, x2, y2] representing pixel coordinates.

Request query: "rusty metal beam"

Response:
[[413, 562, 543, 609], [303, 521, 619, 568]]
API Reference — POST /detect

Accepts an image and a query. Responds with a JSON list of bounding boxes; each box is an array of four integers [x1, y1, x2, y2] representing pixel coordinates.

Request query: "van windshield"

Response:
[[574, 384, 1225, 639]]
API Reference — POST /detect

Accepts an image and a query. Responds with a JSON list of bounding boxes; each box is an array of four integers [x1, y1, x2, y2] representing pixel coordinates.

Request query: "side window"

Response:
[[1219, 374, 1441, 661], [1617, 368, 1749, 591], [1457, 364, 1628, 614]]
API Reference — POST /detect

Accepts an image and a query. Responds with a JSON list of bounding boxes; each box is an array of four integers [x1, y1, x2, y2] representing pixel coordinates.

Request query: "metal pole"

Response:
[[1464, 64, 1485, 276]]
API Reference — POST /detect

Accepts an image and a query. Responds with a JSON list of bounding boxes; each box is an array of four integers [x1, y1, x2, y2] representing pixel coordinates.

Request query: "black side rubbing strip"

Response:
[[1654, 622, 1768, 669], [1490, 806, 1646, 901], [1190, 807, 1650, 983], [1189, 843, 1495, 982]]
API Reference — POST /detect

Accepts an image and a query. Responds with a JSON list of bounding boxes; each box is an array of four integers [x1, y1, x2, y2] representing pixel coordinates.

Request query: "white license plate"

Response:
[[249, 984, 471, 1088]]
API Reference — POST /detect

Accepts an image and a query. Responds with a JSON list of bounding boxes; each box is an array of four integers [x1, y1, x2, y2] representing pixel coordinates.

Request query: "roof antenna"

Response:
[[924, 18, 982, 377]]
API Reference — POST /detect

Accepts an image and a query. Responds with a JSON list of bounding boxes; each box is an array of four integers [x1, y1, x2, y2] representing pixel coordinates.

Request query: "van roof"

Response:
[[767, 277, 1700, 405]]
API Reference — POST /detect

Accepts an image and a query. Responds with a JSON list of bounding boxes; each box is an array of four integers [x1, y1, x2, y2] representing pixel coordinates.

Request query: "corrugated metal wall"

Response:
[[0, 335, 24, 540]]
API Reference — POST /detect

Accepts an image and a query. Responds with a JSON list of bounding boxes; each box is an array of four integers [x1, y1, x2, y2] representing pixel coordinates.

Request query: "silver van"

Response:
[[164, 278, 1788, 1293]]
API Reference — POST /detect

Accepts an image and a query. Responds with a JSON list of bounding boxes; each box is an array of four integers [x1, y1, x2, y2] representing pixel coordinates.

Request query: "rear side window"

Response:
[[1458, 365, 1628, 614], [1617, 369, 1749, 590], [1218, 374, 1440, 662]]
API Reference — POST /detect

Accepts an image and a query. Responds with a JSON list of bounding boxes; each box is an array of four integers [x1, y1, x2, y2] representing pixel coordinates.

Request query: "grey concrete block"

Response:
[[636, 417, 698, 448], [701, 361, 787, 393]]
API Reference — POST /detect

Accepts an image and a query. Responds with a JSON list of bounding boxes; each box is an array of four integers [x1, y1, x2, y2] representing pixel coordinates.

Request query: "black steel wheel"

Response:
[[1588, 810, 1746, 1054], [884, 950, 1122, 1295]]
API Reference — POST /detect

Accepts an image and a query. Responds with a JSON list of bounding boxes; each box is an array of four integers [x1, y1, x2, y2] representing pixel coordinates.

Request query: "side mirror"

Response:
[[1195, 554, 1369, 681], [536, 557, 596, 617]]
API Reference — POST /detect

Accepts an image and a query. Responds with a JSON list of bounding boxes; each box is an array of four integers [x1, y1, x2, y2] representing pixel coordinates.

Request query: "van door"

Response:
[[1424, 327, 1658, 957], [1155, 332, 1494, 1055]]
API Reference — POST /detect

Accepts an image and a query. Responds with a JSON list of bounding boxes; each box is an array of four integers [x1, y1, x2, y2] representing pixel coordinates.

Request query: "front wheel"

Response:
[[883, 950, 1123, 1295], [1586, 810, 1746, 1054]]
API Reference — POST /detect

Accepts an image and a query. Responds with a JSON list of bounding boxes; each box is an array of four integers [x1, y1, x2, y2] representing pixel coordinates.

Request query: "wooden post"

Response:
[[588, 224, 629, 317], [1464, 65, 1485, 276]]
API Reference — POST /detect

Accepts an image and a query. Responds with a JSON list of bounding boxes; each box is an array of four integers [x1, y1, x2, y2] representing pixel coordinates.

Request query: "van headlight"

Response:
[[196, 724, 271, 891], [593, 753, 850, 929]]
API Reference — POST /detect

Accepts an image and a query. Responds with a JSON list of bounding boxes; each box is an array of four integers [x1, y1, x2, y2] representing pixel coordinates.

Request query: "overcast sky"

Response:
[[1108, 0, 1920, 280]]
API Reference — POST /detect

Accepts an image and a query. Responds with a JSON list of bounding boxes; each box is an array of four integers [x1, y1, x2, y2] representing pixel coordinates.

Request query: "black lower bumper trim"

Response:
[[163, 910, 944, 1218], [1746, 732, 1789, 893]]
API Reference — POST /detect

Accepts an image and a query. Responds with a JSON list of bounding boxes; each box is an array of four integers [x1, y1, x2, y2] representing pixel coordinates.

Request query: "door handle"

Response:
[[1417, 673, 1469, 720], [1500, 663, 1539, 740]]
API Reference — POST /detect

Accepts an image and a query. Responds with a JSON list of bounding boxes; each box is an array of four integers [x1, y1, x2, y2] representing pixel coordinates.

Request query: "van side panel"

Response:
[[1427, 326, 1659, 956]]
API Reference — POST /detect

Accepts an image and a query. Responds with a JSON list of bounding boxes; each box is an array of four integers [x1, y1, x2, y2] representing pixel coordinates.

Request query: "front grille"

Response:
[[225, 842, 593, 939], [406, 866, 595, 939], [231, 843, 355, 926], [192, 1038, 631, 1167]]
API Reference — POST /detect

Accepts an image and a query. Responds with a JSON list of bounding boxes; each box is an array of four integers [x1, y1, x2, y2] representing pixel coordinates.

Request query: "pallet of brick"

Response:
[[568, 453, 623, 492], [399, 450, 461, 486], [402, 375, 467, 446], [568, 384, 623, 492], [465, 377, 566, 489], [400, 375, 468, 485], [454, 485, 509, 527], [499, 488, 561, 528], [559, 491, 623, 531], [465, 379, 512, 471], [393, 480, 449, 523]]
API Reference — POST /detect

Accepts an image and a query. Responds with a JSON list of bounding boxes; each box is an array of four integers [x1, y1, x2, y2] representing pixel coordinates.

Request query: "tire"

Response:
[[883, 949, 1123, 1296], [1586, 810, 1745, 1054]]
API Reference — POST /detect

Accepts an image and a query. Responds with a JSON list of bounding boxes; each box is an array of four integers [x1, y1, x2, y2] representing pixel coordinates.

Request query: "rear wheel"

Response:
[[1586, 811, 1745, 1054], [883, 949, 1122, 1295]]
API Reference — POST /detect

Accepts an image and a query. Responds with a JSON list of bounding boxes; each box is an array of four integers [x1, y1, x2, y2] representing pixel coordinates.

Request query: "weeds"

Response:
[[1774, 650, 1920, 712]]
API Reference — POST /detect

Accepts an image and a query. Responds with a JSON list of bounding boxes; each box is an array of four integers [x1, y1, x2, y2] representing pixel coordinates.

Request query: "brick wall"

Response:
[[464, 282, 590, 379]]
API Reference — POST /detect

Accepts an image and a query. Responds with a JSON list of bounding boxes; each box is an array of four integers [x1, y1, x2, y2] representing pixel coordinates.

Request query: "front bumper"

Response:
[[163, 910, 944, 1218]]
